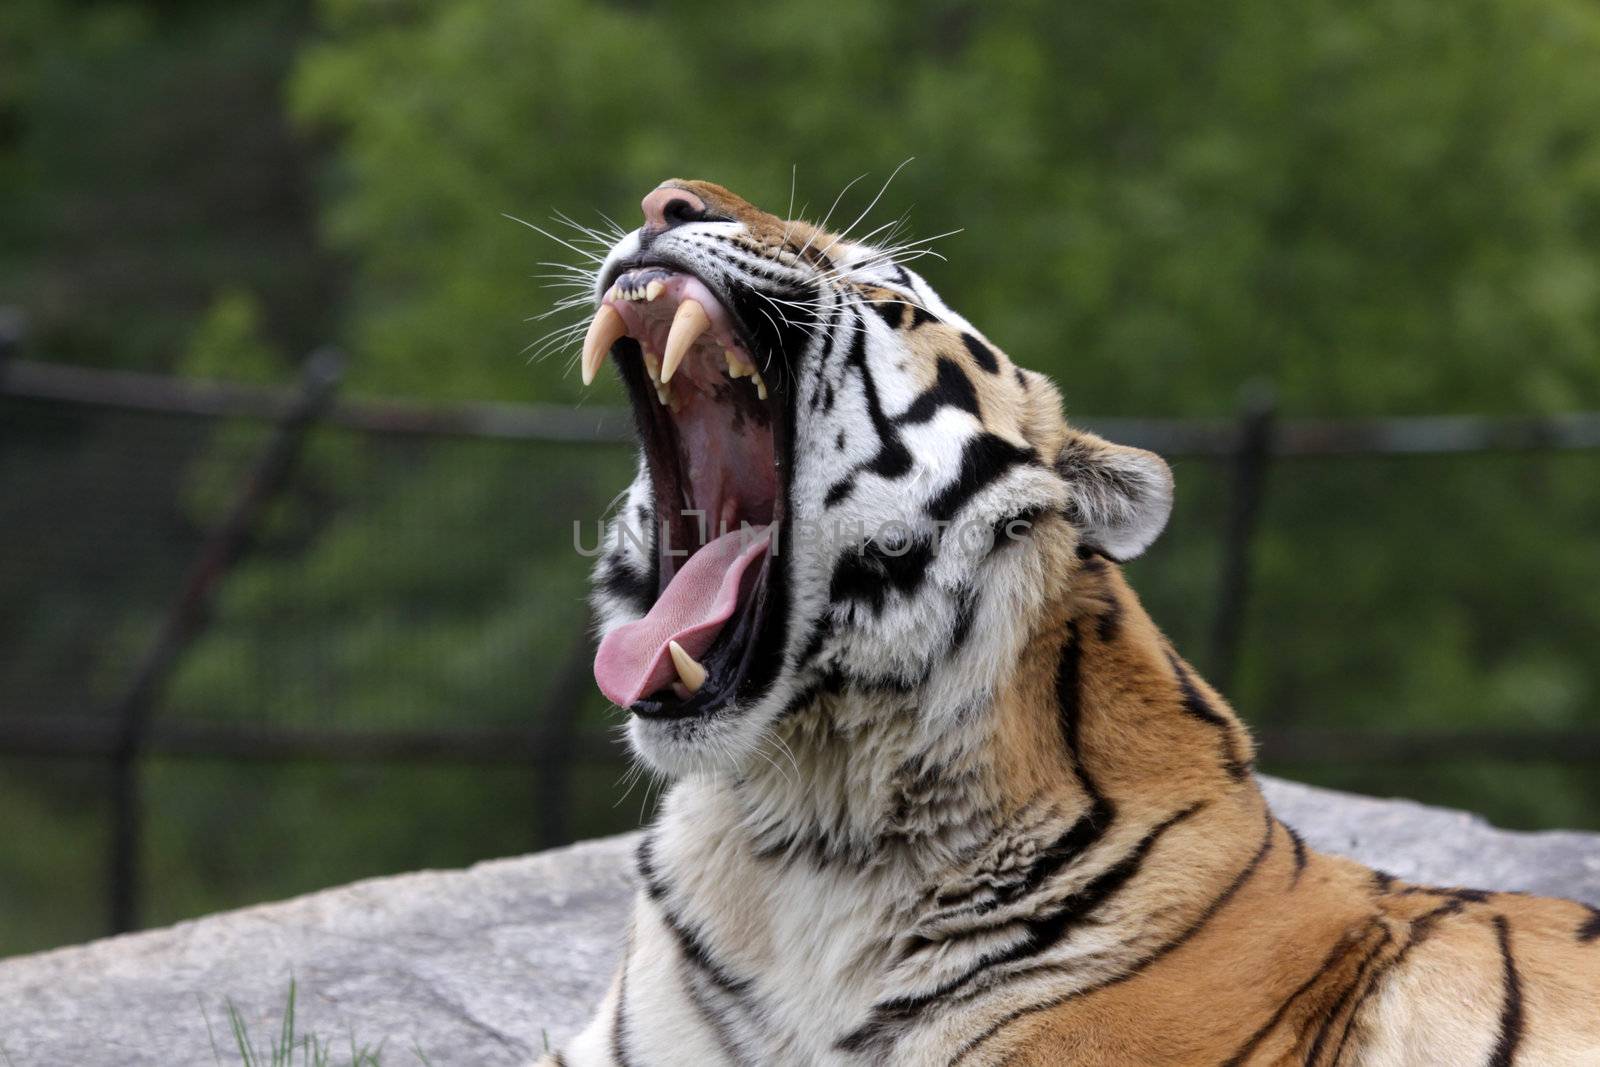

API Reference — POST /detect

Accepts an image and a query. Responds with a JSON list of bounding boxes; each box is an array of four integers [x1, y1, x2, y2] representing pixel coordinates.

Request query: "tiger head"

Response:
[[581, 180, 1173, 778]]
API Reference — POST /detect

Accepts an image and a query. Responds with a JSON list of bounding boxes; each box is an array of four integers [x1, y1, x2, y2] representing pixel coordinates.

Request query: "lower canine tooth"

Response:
[[668, 640, 707, 693]]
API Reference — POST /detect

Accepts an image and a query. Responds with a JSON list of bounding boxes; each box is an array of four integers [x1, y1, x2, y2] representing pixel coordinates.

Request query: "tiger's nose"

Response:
[[641, 186, 708, 231]]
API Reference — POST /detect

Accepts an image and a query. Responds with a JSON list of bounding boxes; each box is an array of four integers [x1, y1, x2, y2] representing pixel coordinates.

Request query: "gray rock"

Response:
[[1, 778, 1596, 1067]]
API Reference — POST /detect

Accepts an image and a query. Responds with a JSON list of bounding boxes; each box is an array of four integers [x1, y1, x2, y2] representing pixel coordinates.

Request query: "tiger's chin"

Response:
[[585, 259, 798, 772]]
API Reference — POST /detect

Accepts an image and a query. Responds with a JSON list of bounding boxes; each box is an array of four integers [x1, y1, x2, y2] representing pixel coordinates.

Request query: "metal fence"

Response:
[[5, 333, 1600, 935]]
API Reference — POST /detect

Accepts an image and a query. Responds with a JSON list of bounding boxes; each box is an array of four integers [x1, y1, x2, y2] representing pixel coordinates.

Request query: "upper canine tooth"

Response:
[[661, 299, 710, 383], [668, 640, 707, 693], [645, 280, 665, 302], [581, 305, 626, 386]]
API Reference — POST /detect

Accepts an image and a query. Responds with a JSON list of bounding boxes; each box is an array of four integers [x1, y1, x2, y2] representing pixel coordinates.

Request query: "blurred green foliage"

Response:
[[2, 0, 1599, 955]]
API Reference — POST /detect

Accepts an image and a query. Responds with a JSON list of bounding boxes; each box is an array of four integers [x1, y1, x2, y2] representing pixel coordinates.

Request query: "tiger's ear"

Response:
[[1055, 430, 1174, 561]]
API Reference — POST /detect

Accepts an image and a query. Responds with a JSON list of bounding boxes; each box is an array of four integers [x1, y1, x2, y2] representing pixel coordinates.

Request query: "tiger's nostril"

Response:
[[642, 186, 708, 231], [663, 197, 702, 225]]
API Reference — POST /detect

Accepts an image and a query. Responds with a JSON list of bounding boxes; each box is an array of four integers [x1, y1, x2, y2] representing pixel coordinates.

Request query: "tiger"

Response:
[[540, 179, 1600, 1066]]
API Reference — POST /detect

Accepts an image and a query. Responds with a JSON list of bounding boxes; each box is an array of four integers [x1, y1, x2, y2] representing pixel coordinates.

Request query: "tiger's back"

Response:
[[932, 561, 1600, 1067]]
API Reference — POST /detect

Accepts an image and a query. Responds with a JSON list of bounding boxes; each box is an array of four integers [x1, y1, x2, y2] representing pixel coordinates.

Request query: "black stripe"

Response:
[[1002, 801, 1204, 950], [828, 536, 936, 615], [1163, 649, 1250, 781], [1048, 619, 1119, 857], [949, 806, 1276, 1066], [1055, 620, 1116, 836], [1489, 915, 1524, 1067], [1323, 898, 1470, 1067], [925, 433, 1038, 525], [1580, 905, 1600, 943], [599, 560, 655, 614], [823, 310, 912, 508], [1408, 898, 1468, 946], [823, 476, 856, 508], [1302, 930, 1394, 1066], [867, 298, 901, 328], [1046, 620, 1119, 874], [895, 356, 981, 426], [948, 585, 979, 653], [635, 836, 754, 996], [1397, 885, 1491, 903], [1095, 597, 1122, 644], [842, 803, 1202, 1054], [994, 795, 1116, 910], [923, 623, 1113, 917], [1073, 554, 1124, 645], [678, 956, 754, 1067], [773, 667, 844, 727], [1284, 821, 1309, 886], [984, 505, 1047, 560], [813, 304, 840, 370], [1219, 921, 1385, 1067], [960, 332, 1000, 373]]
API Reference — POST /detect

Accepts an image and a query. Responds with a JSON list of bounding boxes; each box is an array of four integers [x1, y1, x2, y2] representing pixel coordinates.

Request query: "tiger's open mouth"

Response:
[[584, 261, 788, 718]]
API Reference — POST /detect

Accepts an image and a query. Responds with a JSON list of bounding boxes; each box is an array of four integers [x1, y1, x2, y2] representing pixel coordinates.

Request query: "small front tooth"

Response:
[[661, 299, 710, 383], [752, 369, 768, 401], [668, 640, 707, 693], [645, 280, 665, 302], [581, 305, 626, 386]]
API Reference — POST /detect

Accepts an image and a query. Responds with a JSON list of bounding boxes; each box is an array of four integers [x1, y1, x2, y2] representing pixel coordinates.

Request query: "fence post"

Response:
[[0, 307, 24, 374], [106, 348, 345, 934], [1210, 384, 1276, 698]]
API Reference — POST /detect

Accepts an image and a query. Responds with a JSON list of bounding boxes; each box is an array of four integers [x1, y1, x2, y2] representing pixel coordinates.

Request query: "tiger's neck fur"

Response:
[[721, 519, 1259, 883], [631, 525, 1280, 1063]]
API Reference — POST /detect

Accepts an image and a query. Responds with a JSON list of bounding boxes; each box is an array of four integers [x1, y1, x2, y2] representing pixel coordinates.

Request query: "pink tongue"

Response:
[[594, 525, 772, 706]]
